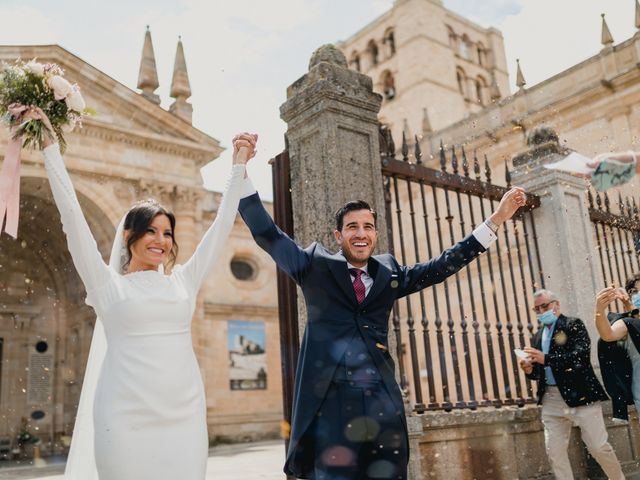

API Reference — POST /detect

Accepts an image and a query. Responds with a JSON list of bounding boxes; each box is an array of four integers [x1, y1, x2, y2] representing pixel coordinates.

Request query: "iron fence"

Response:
[[380, 130, 544, 411]]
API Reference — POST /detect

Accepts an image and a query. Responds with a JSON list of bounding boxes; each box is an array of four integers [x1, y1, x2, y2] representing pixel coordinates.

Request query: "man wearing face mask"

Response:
[[596, 273, 640, 423], [519, 289, 624, 480]]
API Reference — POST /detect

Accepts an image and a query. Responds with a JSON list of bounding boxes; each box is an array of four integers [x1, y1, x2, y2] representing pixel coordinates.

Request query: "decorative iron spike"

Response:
[[401, 131, 409, 162], [618, 192, 625, 215], [439, 139, 447, 172], [587, 189, 594, 209], [627, 197, 634, 220], [461, 146, 470, 177], [414, 135, 422, 164], [484, 155, 492, 183], [473, 150, 481, 180], [596, 191, 603, 209], [451, 146, 459, 174], [505, 160, 512, 188], [633, 198, 640, 219], [387, 129, 396, 157], [604, 191, 611, 212]]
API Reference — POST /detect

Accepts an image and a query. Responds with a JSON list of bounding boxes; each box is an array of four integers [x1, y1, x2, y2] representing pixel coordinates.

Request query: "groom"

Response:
[[233, 134, 527, 479]]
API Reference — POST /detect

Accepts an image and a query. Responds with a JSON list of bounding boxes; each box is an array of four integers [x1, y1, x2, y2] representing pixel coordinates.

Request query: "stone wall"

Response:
[[410, 405, 640, 479]]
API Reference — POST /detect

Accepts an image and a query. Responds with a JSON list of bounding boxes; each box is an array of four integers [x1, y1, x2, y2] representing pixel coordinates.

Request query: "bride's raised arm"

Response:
[[37, 110, 111, 303], [178, 133, 257, 293]]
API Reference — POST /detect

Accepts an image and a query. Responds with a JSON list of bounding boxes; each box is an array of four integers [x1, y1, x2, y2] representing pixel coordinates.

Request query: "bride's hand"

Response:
[[232, 133, 258, 165], [9, 104, 56, 148], [26, 107, 56, 148]]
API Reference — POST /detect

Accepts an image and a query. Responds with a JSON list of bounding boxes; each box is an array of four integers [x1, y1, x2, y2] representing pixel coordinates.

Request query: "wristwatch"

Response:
[[484, 218, 499, 234]]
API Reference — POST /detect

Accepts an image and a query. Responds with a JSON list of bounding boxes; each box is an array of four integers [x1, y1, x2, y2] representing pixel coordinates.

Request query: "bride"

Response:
[[30, 107, 257, 479]]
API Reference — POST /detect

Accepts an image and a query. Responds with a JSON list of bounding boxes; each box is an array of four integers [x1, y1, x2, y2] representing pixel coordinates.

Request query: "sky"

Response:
[[0, 0, 636, 200]]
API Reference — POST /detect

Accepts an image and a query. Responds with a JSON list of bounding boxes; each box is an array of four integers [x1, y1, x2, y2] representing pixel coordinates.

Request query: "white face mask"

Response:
[[537, 310, 557, 326]]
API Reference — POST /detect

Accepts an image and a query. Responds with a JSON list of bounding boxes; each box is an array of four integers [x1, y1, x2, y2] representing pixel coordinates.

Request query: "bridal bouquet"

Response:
[[0, 59, 92, 238], [0, 59, 91, 151]]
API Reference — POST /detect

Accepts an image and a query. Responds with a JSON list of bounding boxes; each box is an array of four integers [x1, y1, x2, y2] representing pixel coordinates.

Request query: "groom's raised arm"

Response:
[[396, 186, 527, 298], [238, 184, 312, 285]]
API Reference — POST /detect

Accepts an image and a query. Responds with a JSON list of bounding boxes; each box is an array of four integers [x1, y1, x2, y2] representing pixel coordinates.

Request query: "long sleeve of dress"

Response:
[[178, 164, 246, 294], [43, 144, 111, 305]]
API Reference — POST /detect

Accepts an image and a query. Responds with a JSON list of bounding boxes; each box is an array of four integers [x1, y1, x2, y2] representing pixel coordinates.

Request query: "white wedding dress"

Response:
[[43, 144, 246, 480]]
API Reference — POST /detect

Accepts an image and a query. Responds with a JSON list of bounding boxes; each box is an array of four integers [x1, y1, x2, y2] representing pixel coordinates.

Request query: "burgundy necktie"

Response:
[[349, 268, 366, 304]]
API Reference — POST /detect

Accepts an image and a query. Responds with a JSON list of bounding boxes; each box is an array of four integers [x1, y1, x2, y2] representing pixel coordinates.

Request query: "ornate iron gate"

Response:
[[380, 128, 544, 411]]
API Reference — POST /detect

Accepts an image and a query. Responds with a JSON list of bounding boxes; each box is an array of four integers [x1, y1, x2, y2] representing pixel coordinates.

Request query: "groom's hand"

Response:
[[232, 132, 258, 165], [489, 186, 527, 226]]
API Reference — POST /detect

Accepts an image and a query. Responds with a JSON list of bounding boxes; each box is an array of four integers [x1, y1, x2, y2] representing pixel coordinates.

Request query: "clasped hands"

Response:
[[232, 132, 258, 165]]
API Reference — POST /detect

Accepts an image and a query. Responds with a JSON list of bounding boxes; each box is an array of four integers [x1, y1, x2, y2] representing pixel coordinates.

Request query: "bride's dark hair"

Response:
[[123, 199, 178, 270]]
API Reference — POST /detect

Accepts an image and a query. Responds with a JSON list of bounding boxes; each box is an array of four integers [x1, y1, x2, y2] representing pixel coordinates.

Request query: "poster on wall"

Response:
[[228, 320, 267, 390]]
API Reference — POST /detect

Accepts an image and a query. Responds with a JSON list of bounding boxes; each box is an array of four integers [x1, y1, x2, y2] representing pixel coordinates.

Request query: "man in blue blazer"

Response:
[[233, 134, 526, 479]]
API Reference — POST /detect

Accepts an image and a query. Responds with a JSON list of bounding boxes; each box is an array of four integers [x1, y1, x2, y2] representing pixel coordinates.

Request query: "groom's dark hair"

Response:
[[123, 199, 179, 271], [334, 200, 377, 231]]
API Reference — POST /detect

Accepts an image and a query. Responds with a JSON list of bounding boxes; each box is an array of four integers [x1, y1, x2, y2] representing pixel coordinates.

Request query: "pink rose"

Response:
[[47, 75, 73, 100], [65, 88, 85, 112]]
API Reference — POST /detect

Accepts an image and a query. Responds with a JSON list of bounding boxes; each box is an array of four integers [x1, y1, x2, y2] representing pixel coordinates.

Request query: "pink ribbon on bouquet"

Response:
[[0, 103, 28, 239]]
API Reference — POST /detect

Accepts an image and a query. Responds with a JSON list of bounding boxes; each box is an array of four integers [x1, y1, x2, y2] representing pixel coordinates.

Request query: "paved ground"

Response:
[[3, 441, 640, 479], [0, 440, 286, 480]]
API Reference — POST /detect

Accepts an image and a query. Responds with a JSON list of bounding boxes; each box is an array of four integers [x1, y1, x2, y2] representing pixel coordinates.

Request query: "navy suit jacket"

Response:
[[238, 192, 487, 478]]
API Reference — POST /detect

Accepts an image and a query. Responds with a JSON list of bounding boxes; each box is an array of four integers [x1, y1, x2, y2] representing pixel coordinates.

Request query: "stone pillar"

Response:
[[511, 126, 604, 365], [280, 44, 388, 252]]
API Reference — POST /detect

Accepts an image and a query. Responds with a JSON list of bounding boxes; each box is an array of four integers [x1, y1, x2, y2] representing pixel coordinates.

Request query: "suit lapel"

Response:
[[327, 251, 358, 305], [362, 256, 391, 307]]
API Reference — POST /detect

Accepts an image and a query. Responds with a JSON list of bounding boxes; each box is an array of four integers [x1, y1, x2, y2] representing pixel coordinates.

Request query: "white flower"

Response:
[[62, 120, 76, 133], [65, 87, 86, 112], [26, 61, 44, 76], [47, 75, 73, 100]]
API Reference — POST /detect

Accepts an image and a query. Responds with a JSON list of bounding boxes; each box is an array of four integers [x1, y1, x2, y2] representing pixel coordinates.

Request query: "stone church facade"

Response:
[[338, 0, 510, 145], [340, 0, 639, 192], [0, 36, 281, 455]]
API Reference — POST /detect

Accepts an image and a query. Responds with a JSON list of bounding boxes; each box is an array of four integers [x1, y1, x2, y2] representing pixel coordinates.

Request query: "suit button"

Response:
[[363, 325, 369, 329]]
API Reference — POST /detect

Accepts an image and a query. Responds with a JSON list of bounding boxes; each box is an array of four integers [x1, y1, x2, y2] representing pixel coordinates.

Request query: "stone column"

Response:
[[280, 44, 388, 252], [511, 126, 604, 365]]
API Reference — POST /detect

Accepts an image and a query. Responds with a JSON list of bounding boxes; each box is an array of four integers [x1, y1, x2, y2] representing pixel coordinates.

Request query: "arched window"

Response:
[[460, 34, 471, 60], [381, 70, 396, 100], [446, 25, 457, 49], [476, 42, 486, 66], [383, 28, 396, 57], [456, 68, 466, 97], [367, 40, 379, 67], [475, 76, 487, 105], [350, 51, 361, 72]]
